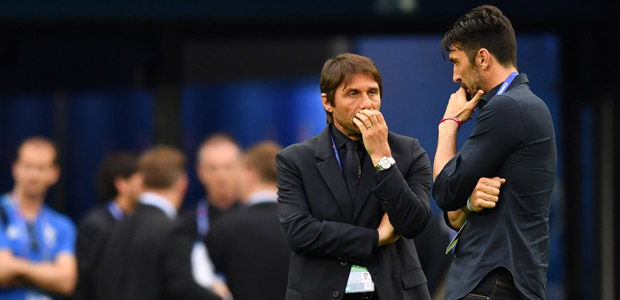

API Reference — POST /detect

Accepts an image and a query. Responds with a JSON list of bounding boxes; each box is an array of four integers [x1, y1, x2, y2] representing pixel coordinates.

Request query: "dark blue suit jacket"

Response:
[[276, 125, 432, 300]]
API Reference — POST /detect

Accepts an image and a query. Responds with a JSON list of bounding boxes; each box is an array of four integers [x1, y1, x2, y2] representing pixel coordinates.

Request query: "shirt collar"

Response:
[[246, 190, 278, 206], [140, 192, 177, 219], [478, 73, 527, 110], [330, 124, 351, 150]]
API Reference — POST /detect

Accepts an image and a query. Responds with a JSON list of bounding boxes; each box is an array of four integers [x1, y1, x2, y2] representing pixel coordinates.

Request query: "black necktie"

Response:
[[345, 140, 361, 200]]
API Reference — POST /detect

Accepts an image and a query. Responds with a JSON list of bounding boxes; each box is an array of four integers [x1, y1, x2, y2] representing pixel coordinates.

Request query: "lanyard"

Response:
[[445, 74, 517, 256], [196, 200, 209, 237], [496, 72, 518, 96], [330, 132, 344, 174], [5, 193, 52, 259], [107, 201, 124, 221]]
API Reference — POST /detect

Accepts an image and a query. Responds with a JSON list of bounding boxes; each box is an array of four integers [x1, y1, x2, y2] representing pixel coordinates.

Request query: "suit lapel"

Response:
[[353, 154, 376, 222], [315, 127, 352, 220]]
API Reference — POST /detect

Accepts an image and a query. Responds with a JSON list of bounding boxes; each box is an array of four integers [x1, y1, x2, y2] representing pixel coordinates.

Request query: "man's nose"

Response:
[[360, 94, 372, 109], [453, 72, 461, 83]]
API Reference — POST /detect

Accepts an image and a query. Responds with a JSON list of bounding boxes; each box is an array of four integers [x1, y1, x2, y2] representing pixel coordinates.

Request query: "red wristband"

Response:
[[439, 117, 461, 129]]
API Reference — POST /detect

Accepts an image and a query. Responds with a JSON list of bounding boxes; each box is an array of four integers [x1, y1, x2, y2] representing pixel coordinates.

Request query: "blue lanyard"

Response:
[[496, 72, 518, 95], [330, 132, 343, 173], [5, 193, 52, 259], [107, 201, 124, 221], [196, 200, 209, 237]]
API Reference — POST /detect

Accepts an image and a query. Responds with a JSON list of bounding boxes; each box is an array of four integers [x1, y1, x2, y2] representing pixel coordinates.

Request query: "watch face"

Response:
[[380, 159, 391, 168]]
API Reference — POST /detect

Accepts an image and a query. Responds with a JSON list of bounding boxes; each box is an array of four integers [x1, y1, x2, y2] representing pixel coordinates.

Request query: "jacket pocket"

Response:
[[400, 268, 427, 289], [285, 288, 303, 300]]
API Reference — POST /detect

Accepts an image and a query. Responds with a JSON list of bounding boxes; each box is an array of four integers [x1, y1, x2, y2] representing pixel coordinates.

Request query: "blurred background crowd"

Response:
[[0, 0, 618, 299]]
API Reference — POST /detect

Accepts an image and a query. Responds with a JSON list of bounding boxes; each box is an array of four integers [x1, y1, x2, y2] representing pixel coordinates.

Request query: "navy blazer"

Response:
[[276, 126, 432, 300]]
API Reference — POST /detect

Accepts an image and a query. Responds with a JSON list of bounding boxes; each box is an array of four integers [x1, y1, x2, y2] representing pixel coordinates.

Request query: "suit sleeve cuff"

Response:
[[374, 166, 396, 183], [373, 230, 379, 248]]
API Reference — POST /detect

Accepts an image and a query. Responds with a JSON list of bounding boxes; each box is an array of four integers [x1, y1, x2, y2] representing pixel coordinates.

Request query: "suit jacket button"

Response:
[[340, 261, 348, 266], [332, 291, 340, 298]]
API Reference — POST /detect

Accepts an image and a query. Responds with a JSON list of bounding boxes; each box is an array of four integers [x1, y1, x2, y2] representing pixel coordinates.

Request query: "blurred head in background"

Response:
[[96, 152, 143, 213], [139, 145, 187, 209], [195, 133, 242, 209], [239, 141, 281, 203], [12, 136, 60, 202]]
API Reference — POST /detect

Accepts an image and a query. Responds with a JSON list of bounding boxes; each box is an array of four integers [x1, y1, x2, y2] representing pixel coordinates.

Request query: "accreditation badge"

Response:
[[445, 220, 468, 254], [345, 265, 375, 294]]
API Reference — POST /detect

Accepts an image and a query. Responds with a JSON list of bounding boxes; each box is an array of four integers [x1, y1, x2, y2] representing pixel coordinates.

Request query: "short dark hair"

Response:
[[16, 136, 59, 166], [139, 145, 186, 189], [243, 141, 281, 184], [95, 152, 138, 203], [320, 53, 383, 124], [441, 5, 517, 68]]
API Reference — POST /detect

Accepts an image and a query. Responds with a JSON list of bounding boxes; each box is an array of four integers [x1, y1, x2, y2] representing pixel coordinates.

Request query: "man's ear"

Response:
[[477, 48, 491, 71], [321, 93, 333, 113]]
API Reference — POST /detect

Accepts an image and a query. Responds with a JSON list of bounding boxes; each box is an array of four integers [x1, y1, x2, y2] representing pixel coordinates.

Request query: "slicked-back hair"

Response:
[[441, 5, 517, 68], [243, 141, 281, 184], [95, 152, 138, 203], [320, 53, 382, 124], [139, 145, 186, 190]]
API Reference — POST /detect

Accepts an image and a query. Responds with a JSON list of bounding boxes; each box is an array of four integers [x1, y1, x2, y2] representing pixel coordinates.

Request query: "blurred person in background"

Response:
[[0, 137, 77, 299], [92, 145, 222, 300], [433, 5, 557, 300], [189, 133, 243, 228], [179, 133, 242, 295], [276, 53, 432, 300], [73, 152, 142, 300], [207, 141, 290, 300]]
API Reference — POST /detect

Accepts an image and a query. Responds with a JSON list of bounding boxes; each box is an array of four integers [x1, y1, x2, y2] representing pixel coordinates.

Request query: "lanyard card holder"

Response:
[[345, 265, 375, 294]]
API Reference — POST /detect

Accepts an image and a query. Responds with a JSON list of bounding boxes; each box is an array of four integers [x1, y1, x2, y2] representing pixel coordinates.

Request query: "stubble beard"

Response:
[[463, 65, 485, 99], [345, 125, 362, 140], [336, 117, 362, 140]]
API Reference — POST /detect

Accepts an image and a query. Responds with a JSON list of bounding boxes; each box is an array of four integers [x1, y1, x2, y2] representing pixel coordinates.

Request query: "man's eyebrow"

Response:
[[342, 87, 359, 92]]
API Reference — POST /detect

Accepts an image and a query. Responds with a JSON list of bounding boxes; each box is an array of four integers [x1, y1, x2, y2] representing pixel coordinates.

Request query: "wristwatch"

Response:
[[374, 157, 396, 172]]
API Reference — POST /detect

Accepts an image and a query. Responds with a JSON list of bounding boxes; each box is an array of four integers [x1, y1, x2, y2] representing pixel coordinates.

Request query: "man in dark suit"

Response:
[[207, 141, 290, 300], [74, 152, 142, 300], [178, 133, 242, 297], [182, 133, 243, 240], [92, 146, 221, 300], [276, 53, 432, 300]]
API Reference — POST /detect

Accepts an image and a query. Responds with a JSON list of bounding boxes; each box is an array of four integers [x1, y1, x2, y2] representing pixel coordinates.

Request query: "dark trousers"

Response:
[[460, 268, 521, 300]]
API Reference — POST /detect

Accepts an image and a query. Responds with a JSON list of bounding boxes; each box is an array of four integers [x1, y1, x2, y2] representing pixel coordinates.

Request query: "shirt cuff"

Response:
[[443, 210, 457, 231]]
